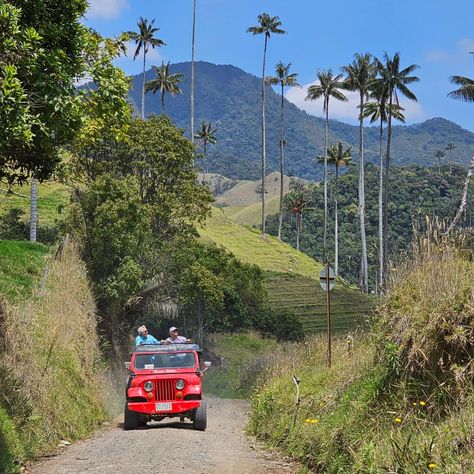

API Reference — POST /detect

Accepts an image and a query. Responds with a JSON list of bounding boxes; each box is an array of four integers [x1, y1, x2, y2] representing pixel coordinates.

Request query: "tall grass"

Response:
[[0, 241, 107, 473], [248, 226, 474, 473]]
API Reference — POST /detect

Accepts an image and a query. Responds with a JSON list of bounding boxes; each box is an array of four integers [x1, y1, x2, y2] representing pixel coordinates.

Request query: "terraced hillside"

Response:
[[264, 272, 372, 334], [199, 208, 373, 334]]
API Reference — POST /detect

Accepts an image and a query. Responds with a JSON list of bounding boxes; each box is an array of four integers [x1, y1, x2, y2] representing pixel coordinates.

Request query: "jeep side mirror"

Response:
[[202, 361, 211, 373], [124, 362, 131, 370]]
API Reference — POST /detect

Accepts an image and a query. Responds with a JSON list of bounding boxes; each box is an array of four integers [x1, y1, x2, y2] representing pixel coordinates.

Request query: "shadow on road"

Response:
[[118, 421, 194, 431]]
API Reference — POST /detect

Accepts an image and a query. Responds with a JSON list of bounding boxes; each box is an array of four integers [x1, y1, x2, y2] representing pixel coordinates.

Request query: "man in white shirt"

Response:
[[165, 327, 191, 344]]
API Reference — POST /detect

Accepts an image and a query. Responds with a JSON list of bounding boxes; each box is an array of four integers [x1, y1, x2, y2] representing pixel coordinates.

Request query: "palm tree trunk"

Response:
[[378, 116, 384, 293], [191, 0, 196, 146], [358, 93, 368, 293], [445, 155, 474, 235], [296, 214, 300, 250], [260, 35, 268, 235], [278, 83, 285, 240], [162, 91, 165, 113], [30, 177, 37, 242], [334, 164, 339, 275], [202, 142, 207, 185], [383, 94, 393, 287], [141, 50, 146, 119], [323, 102, 329, 263]]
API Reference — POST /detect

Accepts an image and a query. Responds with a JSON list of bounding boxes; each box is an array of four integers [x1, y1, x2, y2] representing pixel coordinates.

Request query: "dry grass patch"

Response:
[[0, 241, 106, 471]]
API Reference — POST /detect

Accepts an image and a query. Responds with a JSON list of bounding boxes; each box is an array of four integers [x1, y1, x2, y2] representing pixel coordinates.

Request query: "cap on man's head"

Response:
[[169, 326, 178, 333]]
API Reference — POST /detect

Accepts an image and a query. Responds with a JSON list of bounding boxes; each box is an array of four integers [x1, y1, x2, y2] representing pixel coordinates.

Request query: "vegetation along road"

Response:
[[29, 398, 295, 474]]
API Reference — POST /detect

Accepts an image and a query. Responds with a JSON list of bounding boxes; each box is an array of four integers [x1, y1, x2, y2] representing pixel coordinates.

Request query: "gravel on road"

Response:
[[28, 398, 296, 474]]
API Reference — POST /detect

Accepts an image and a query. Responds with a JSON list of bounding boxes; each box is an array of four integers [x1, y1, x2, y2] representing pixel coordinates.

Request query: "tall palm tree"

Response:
[[285, 184, 311, 251], [373, 53, 419, 286], [362, 99, 405, 292], [305, 69, 347, 263], [318, 143, 353, 275], [191, 0, 197, 147], [448, 75, 474, 102], [445, 142, 456, 171], [194, 121, 217, 184], [247, 13, 286, 235], [434, 149, 446, 174], [127, 18, 165, 119], [145, 61, 183, 112], [342, 53, 375, 293], [267, 62, 300, 240]]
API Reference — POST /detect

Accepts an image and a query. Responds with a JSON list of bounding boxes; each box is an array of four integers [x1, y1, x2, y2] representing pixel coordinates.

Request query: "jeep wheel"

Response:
[[124, 403, 139, 430], [193, 400, 207, 431]]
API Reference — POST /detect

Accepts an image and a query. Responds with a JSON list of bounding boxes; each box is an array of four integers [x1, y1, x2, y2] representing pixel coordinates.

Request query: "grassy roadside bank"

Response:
[[203, 333, 278, 399], [0, 241, 107, 473], [247, 234, 474, 473]]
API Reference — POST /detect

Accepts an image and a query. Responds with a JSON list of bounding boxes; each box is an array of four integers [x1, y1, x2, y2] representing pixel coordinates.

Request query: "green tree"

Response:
[[448, 75, 474, 102], [145, 61, 183, 112], [267, 62, 300, 240], [75, 117, 213, 325], [66, 32, 132, 183], [247, 13, 286, 235], [127, 18, 165, 119], [342, 53, 375, 292], [362, 98, 405, 292], [0, 0, 87, 185], [305, 69, 347, 263], [194, 121, 217, 184], [373, 52, 419, 286]]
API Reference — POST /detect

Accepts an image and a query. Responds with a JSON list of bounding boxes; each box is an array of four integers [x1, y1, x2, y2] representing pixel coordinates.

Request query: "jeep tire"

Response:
[[193, 400, 207, 431], [124, 403, 139, 430]]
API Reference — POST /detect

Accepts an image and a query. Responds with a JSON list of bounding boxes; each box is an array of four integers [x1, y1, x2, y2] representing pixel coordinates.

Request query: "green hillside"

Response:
[[199, 209, 373, 333], [222, 196, 281, 227], [0, 241, 48, 302], [0, 181, 70, 226]]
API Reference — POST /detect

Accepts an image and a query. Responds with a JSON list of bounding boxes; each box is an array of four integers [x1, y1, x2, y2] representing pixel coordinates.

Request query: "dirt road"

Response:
[[29, 398, 295, 474]]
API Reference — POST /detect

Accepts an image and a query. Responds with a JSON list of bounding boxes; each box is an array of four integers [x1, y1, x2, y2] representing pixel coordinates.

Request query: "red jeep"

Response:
[[124, 344, 211, 431]]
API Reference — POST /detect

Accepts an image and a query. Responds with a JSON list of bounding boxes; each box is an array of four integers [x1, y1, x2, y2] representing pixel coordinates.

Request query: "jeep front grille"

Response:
[[154, 380, 175, 401]]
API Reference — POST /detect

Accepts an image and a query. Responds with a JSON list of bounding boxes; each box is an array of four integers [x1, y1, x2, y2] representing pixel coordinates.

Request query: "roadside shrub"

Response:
[[252, 308, 304, 342], [377, 227, 474, 400]]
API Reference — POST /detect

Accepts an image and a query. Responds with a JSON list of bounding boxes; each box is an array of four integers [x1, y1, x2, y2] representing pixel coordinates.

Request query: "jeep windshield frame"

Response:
[[133, 352, 196, 370]]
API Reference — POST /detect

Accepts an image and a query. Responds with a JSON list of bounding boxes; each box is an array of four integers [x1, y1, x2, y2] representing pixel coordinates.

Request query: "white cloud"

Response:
[[86, 0, 129, 21], [285, 81, 423, 123], [458, 38, 474, 54], [425, 49, 448, 63]]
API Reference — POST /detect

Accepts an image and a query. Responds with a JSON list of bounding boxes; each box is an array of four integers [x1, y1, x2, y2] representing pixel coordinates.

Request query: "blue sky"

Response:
[[85, 0, 474, 131]]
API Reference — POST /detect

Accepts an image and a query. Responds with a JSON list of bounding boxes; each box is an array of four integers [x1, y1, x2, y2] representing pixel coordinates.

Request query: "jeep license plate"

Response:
[[155, 402, 172, 412]]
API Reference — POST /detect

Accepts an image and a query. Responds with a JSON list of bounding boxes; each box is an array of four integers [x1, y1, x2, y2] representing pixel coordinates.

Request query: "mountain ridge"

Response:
[[128, 61, 474, 179]]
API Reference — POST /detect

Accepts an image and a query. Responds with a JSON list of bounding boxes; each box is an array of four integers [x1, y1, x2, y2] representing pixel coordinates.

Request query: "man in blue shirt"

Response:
[[135, 325, 159, 346]]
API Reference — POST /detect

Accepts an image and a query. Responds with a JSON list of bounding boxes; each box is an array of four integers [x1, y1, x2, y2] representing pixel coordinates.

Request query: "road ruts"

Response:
[[28, 398, 296, 474]]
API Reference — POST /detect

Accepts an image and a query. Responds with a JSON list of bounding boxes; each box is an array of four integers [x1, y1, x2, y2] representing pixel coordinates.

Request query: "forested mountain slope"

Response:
[[128, 61, 474, 179]]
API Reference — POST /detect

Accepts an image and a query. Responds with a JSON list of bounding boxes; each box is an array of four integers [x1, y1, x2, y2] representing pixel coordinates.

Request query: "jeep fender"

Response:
[[127, 386, 146, 399]]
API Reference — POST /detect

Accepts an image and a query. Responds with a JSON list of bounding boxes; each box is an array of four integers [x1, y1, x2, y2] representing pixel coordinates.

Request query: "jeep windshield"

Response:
[[134, 352, 195, 370]]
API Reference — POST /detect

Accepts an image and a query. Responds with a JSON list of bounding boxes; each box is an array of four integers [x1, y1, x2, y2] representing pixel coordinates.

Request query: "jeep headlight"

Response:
[[144, 381, 153, 392], [175, 379, 185, 390]]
